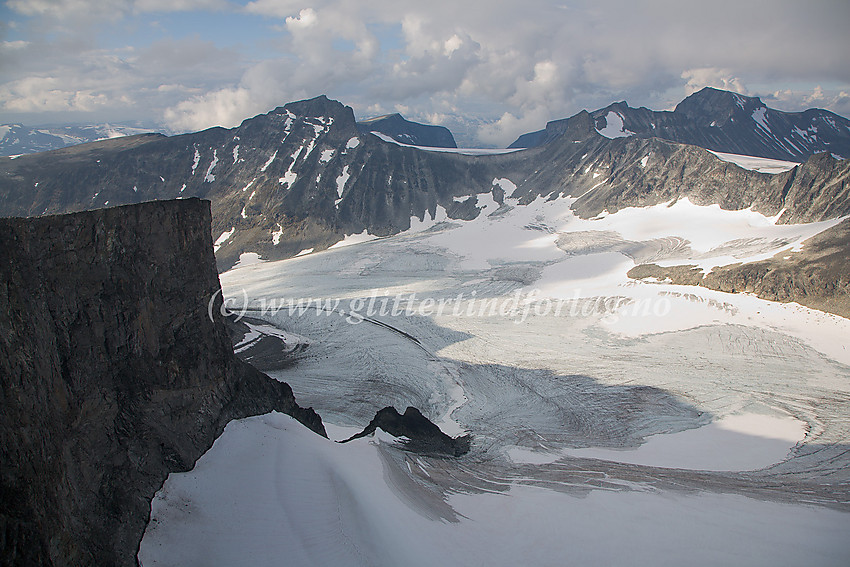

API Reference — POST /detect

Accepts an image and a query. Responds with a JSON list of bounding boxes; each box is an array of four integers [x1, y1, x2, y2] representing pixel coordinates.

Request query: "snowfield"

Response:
[[141, 181, 850, 565]]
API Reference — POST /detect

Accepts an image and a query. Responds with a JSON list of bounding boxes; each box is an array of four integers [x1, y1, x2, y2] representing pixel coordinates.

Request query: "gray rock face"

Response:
[[628, 218, 850, 318], [510, 87, 850, 162], [0, 198, 324, 566], [356, 113, 457, 148], [511, 117, 850, 224]]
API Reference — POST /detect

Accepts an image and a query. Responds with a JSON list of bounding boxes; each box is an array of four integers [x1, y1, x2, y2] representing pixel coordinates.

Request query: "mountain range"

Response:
[[2, 88, 850, 565], [510, 87, 850, 162], [0, 88, 848, 315], [0, 123, 156, 157]]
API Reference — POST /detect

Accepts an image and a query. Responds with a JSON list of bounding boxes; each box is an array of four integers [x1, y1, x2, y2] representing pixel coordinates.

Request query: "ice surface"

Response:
[[231, 252, 264, 269], [563, 413, 806, 471], [144, 189, 850, 565], [140, 413, 850, 567], [234, 322, 309, 353], [709, 150, 799, 172], [370, 131, 521, 155], [328, 229, 377, 249]]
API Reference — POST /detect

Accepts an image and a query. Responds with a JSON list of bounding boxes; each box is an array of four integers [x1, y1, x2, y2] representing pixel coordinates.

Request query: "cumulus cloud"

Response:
[[2, 0, 850, 144], [682, 68, 748, 96], [163, 86, 254, 131], [0, 76, 109, 112], [763, 86, 850, 116]]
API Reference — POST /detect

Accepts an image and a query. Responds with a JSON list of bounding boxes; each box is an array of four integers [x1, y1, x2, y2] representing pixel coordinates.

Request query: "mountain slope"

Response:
[[356, 113, 457, 148], [510, 87, 850, 162], [0, 95, 848, 274]]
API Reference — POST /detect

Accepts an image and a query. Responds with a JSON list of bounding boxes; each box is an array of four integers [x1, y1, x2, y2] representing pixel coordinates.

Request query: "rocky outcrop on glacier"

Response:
[[0, 198, 324, 566], [510, 87, 850, 162], [342, 406, 471, 457], [628, 218, 850, 318]]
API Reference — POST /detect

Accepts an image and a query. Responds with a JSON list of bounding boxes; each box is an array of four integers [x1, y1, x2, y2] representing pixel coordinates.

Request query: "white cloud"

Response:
[[764, 86, 850, 115], [134, 0, 228, 12], [6, 0, 130, 19], [285, 8, 318, 30], [163, 86, 255, 131], [243, 0, 311, 18], [0, 76, 110, 112], [682, 68, 748, 96], [2, 0, 850, 145]]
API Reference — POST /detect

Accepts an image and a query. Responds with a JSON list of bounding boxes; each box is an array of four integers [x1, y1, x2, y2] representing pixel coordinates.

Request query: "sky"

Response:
[[1, 0, 849, 147]]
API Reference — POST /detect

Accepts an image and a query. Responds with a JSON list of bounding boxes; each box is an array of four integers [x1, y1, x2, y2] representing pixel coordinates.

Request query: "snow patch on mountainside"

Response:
[[709, 151, 799, 173], [596, 111, 634, 139], [204, 150, 218, 182], [260, 150, 277, 172], [329, 230, 377, 249], [335, 165, 351, 204], [191, 147, 200, 175], [492, 177, 517, 193], [213, 227, 234, 252]]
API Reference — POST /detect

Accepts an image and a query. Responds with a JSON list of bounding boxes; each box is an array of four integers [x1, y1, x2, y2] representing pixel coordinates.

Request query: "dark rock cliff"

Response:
[[341, 406, 470, 457], [0, 198, 324, 566]]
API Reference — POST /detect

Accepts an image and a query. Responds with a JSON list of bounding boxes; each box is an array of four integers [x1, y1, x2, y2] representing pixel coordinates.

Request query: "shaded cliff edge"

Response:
[[0, 198, 325, 567], [627, 218, 850, 319]]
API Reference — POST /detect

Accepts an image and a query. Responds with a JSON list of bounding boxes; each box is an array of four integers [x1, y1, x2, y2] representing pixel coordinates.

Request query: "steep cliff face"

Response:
[[0, 198, 324, 567], [510, 121, 850, 225]]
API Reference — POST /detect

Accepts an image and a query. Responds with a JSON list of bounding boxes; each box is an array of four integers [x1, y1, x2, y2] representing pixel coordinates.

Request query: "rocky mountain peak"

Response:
[[674, 86, 763, 119], [266, 94, 358, 126], [356, 112, 457, 148]]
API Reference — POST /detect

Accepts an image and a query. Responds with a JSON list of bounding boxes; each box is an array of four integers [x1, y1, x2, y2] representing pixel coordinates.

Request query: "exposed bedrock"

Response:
[[628, 218, 850, 318], [342, 406, 471, 457], [0, 198, 324, 566]]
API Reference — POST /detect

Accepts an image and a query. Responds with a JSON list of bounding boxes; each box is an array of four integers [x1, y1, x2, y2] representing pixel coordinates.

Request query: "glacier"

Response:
[[140, 171, 850, 566]]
